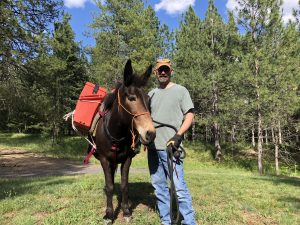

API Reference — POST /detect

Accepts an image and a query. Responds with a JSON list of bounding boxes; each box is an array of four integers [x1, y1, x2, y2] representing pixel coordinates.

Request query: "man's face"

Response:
[[156, 65, 171, 84]]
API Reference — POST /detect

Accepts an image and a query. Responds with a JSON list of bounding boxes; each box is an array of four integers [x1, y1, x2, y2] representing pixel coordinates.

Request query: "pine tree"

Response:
[[174, 6, 204, 141], [0, 0, 62, 131], [158, 24, 175, 59], [90, 0, 162, 89], [0, 0, 62, 80], [12, 13, 88, 137], [219, 11, 245, 145], [234, 0, 300, 175], [266, 15, 300, 174], [47, 13, 88, 139], [175, 1, 234, 160], [203, 0, 229, 160]]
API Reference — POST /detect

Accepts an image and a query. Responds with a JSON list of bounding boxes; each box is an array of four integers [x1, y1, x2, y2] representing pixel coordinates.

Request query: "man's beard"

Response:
[[158, 75, 170, 84]]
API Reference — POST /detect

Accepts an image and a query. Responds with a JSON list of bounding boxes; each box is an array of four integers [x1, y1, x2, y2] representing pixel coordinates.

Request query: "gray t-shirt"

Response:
[[148, 83, 194, 149]]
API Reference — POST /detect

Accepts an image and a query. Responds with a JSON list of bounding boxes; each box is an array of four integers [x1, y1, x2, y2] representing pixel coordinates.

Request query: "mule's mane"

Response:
[[102, 82, 121, 110]]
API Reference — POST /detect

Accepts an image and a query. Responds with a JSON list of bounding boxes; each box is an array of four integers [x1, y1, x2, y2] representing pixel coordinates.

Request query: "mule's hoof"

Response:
[[103, 219, 113, 225], [124, 216, 131, 223]]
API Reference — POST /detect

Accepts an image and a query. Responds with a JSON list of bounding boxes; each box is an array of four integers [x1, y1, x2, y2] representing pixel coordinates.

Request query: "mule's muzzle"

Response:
[[146, 130, 156, 143], [140, 130, 156, 145]]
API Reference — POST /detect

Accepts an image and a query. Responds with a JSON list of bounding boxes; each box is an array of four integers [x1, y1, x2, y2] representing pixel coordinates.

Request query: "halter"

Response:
[[117, 89, 150, 149]]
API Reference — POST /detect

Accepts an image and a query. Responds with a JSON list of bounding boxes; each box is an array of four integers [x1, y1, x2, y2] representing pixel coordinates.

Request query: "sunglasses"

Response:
[[157, 66, 170, 74]]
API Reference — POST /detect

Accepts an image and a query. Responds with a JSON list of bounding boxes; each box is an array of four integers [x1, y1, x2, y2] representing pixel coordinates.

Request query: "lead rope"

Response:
[[167, 144, 180, 224], [152, 120, 186, 225]]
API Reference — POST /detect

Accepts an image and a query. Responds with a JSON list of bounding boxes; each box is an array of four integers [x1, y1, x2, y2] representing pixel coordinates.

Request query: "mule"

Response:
[[93, 60, 156, 224]]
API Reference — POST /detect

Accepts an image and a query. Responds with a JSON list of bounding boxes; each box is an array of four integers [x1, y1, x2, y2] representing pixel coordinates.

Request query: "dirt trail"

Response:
[[0, 150, 147, 179], [0, 150, 104, 178]]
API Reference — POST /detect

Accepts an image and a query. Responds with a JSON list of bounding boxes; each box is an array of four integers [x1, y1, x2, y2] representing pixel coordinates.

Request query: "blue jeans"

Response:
[[148, 149, 196, 225]]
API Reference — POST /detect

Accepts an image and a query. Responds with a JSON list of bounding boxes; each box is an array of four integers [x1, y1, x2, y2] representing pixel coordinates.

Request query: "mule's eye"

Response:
[[128, 95, 136, 101]]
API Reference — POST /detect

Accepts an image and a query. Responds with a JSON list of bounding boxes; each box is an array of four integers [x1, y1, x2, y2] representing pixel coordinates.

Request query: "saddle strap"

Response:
[[83, 147, 96, 164]]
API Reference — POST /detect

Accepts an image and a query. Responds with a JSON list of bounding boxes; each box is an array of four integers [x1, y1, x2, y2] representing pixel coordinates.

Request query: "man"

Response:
[[148, 59, 196, 225]]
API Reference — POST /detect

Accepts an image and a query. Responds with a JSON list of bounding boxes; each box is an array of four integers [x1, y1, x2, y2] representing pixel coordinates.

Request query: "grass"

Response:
[[0, 132, 300, 224], [0, 132, 88, 161], [0, 167, 299, 224]]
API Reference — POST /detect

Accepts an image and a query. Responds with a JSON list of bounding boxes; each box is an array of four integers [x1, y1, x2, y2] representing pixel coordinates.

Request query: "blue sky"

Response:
[[63, 0, 298, 47]]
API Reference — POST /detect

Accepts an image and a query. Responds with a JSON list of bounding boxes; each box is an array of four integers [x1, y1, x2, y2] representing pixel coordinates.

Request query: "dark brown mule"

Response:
[[93, 60, 156, 224]]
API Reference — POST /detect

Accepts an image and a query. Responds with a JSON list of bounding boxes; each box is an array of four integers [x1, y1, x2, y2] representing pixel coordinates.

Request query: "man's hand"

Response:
[[167, 134, 182, 149]]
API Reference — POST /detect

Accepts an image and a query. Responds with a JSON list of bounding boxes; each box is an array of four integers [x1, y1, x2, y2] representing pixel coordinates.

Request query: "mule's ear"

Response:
[[124, 59, 133, 87], [141, 64, 153, 85], [144, 64, 153, 78]]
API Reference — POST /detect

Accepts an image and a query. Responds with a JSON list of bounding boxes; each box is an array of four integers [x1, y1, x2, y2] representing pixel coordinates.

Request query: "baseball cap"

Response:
[[155, 58, 171, 70]]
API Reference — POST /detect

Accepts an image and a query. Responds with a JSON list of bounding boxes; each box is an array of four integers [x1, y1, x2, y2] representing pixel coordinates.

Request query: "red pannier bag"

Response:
[[73, 82, 107, 134]]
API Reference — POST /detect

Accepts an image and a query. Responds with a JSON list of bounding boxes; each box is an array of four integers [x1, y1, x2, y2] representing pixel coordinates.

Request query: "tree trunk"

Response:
[[265, 128, 268, 145], [252, 125, 255, 147], [191, 119, 195, 141], [210, 13, 221, 161], [213, 122, 221, 161], [257, 113, 263, 175], [52, 123, 56, 144], [255, 58, 263, 175], [278, 120, 282, 145], [271, 125, 275, 143], [231, 124, 236, 143], [275, 140, 279, 175], [272, 122, 280, 175]]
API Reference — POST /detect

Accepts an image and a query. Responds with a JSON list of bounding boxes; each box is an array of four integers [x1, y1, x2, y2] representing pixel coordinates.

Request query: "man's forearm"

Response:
[[177, 112, 194, 136]]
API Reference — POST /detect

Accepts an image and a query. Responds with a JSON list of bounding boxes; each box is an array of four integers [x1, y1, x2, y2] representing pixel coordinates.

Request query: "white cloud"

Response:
[[281, 0, 299, 23], [225, 0, 239, 12], [154, 0, 196, 15], [226, 0, 299, 23], [64, 0, 93, 8]]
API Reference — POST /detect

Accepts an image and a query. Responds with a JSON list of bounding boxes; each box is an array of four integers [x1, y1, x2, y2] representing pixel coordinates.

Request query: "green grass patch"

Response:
[[0, 168, 299, 224]]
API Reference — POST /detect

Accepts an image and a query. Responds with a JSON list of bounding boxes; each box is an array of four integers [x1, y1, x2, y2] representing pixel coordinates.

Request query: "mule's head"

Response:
[[119, 59, 156, 145]]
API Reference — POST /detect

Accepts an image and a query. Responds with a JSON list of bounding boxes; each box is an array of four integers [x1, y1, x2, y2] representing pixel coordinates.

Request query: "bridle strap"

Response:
[[117, 89, 150, 149]]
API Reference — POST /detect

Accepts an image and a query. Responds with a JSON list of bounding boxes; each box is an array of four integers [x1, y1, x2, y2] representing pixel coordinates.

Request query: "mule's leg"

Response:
[[100, 158, 116, 223], [120, 157, 132, 221]]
